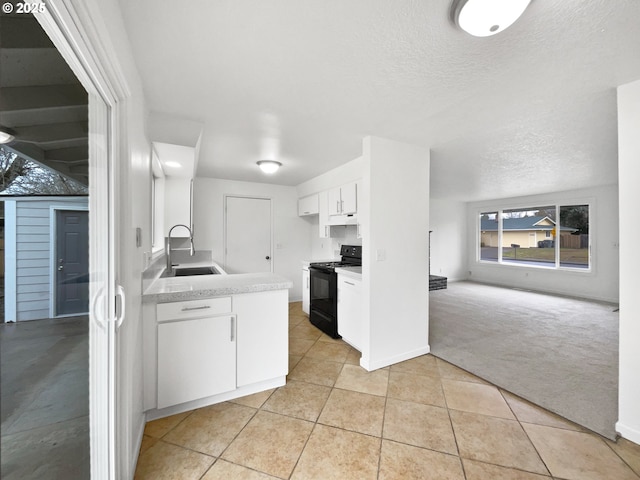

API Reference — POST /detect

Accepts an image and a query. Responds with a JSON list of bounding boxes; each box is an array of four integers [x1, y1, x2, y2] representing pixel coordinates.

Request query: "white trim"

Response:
[[49, 205, 90, 318], [360, 345, 431, 372], [616, 421, 640, 445], [4, 200, 17, 323], [34, 1, 126, 478], [223, 195, 274, 273]]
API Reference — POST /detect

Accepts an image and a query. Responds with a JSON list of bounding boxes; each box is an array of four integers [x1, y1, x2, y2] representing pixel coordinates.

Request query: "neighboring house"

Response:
[[2, 196, 89, 322], [480, 215, 577, 248]]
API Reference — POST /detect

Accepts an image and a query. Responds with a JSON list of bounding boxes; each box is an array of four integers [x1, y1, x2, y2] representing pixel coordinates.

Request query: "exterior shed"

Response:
[[3, 196, 89, 322]]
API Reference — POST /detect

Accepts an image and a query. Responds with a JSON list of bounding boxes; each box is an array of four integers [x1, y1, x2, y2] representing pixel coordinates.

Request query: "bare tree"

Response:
[[0, 147, 87, 195]]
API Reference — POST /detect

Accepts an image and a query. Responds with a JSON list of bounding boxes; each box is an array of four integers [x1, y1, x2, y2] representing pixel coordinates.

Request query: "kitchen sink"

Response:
[[161, 266, 221, 278]]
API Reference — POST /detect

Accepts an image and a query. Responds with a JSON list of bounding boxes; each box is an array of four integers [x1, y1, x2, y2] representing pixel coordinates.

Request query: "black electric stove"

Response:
[[309, 245, 362, 338]]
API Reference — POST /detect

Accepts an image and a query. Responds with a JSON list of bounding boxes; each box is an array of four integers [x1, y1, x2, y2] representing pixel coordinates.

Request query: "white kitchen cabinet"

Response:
[[318, 190, 331, 238], [298, 194, 319, 216], [337, 273, 362, 351], [329, 181, 358, 216], [157, 314, 236, 409], [234, 290, 288, 387], [302, 266, 310, 314]]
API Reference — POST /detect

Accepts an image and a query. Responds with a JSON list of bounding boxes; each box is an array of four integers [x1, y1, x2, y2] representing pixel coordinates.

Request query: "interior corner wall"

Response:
[[616, 78, 640, 445], [465, 184, 619, 303], [429, 198, 467, 281], [192, 177, 310, 301], [360, 136, 430, 371]]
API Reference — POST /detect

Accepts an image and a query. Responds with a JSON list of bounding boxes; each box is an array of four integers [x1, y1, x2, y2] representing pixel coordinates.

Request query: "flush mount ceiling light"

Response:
[[257, 160, 282, 174], [452, 0, 531, 37], [0, 127, 15, 144]]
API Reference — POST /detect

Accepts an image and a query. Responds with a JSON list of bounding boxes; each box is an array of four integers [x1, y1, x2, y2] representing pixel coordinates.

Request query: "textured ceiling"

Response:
[[119, 0, 640, 201]]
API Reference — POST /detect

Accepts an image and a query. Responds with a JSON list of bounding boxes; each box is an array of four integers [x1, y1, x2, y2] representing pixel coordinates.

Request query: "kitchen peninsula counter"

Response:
[[143, 272, 293, 303]]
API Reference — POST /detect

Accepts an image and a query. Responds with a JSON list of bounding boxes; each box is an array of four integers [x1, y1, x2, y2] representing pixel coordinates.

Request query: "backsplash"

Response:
[[311, 224, 361, 259]]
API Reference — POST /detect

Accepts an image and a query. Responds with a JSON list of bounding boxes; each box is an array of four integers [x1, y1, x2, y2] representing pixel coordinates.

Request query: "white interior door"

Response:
[[225, 196, 272, 274]]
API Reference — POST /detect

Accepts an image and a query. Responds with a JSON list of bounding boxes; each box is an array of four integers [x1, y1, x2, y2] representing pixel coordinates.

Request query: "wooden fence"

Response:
[[560, 234, 589, 249]]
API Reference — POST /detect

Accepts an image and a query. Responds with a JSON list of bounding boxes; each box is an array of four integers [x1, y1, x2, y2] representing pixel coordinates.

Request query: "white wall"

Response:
[[466, 185, 619, 303], [429, 198, 467, 281], [163, 177, 191, 230], [361, 136, 430, 370], [193, 177, 309, 301], [617, 78, 640, 444]]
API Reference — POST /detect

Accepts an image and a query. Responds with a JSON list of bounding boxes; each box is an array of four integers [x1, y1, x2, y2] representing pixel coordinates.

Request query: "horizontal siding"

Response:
[[17, 291, 51, 302], [17, 243, 49, 252], [16, 225, 50, 235], [15, 202, 51, 320], [17, 250, 48, 260], [16, 216, 49, 226], [17, 299, 49, 313], [18, 258, 49, 269], [17, 283, 49, 294], [16, 234, 49, 244], [18, 309, 51, 321]]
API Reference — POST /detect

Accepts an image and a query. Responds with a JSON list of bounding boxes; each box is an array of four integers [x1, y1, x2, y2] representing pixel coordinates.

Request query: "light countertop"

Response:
[[144, 270, 293, 303], [335, 266, 362, 279]]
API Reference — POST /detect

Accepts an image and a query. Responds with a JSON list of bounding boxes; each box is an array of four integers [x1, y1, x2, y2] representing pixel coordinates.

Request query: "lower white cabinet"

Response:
[[302, 266, 310, 314], [235, 290, 288, 387], [337, 274, 362, 351], [150, 289, 289, 411], [157, 314, 236, 409]]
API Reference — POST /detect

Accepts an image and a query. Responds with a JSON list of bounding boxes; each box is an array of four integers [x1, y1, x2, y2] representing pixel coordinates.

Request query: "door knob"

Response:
[[58, 265, 64, 271], [265, 256, 270, 260]]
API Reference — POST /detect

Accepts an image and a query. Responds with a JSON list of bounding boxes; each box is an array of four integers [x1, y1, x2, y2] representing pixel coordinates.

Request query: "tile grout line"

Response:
[[498, 387, 553, 478]]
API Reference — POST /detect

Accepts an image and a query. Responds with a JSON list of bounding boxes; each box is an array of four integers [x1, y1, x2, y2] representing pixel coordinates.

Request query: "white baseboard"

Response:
[[616, 421, 640, 445], [145, 376, 286, 422], [360, 345, 430, 371]]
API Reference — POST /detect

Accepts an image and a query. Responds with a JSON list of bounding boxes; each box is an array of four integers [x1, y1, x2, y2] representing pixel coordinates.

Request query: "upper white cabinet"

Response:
[[298, 194, 319, 216], [328, 181, 357, 216], [318, 190, 331, 238]]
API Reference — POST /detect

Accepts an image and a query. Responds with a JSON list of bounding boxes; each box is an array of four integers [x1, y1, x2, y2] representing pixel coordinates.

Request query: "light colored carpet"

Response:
[[429, 281, 619, 440]]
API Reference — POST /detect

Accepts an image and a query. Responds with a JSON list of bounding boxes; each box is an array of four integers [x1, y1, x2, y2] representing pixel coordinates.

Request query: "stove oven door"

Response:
[[309, 266, 336, 319]]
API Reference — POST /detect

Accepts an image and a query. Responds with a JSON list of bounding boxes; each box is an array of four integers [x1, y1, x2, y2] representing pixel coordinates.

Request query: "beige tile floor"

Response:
[[135, 302, 640, 480]]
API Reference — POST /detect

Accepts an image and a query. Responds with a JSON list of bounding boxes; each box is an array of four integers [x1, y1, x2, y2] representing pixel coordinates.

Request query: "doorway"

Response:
[[54, 209, 89, 317], [224, 196, 272, 274]]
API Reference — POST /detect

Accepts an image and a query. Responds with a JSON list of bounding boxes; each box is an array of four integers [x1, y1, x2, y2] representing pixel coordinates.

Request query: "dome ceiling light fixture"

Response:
[[0, 126, 16, 144], [452, 0, 532, 37], [257, 160, 282, 174]]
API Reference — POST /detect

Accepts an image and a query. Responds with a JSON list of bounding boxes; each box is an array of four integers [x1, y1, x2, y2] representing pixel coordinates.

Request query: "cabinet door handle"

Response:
[[341, 200, 344, 212], [345, 281, 355, 286], [230, 317, 235, 341], [181, 305, 211, 312], [336, 200, 340, 213]]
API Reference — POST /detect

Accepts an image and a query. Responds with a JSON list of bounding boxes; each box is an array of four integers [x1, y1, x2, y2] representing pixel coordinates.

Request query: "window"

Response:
[[478, 204, 590, 270]]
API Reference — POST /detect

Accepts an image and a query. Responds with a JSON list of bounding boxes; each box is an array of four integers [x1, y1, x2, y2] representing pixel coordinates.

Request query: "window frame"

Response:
[[477, 202, 592, 272]]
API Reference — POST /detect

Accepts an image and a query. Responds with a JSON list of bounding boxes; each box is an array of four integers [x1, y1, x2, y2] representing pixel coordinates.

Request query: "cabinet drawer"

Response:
[[157, 297, 232, 322]]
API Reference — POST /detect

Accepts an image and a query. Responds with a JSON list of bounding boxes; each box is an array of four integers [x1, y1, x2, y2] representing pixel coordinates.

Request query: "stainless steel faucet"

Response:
[[166, 224, 195, 273]]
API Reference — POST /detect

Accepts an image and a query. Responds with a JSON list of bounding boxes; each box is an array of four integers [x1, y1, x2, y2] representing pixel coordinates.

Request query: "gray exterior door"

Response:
[[55, 210, 89, 316]]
